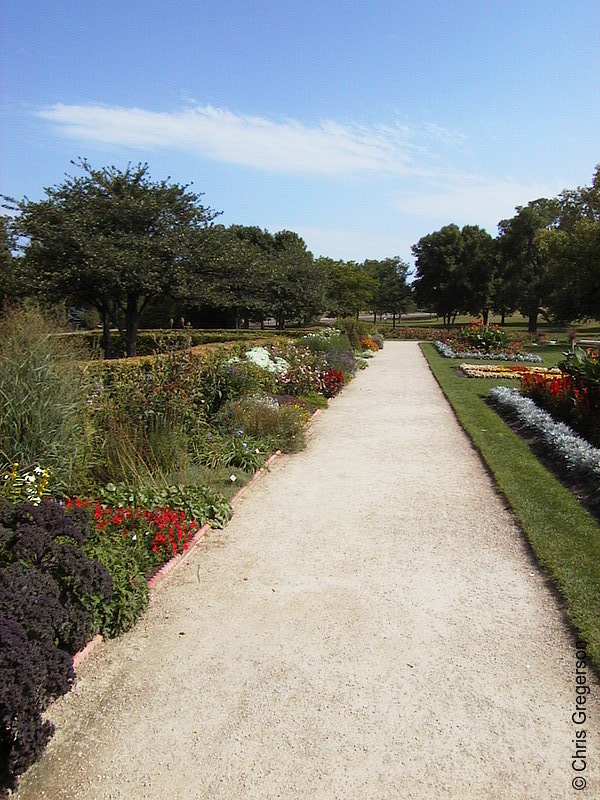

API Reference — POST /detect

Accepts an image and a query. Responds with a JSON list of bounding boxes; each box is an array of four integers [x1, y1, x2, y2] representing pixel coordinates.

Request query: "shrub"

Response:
[[0, 615, 65, 798], [455, 320, 510, 353], [97, 482, 232, 528], [0, 499, 112, 797], [0, 307, 96, 491], [296, 330, 358, 379], [335, 317, 373, 349], [196, 431, 266, 472], [215, 395, 311, 452], [0, 500, 113, 653], [81, 522, 149, 635]]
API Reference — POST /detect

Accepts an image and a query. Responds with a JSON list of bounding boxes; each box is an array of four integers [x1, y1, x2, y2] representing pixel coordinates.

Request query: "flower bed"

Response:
[[435, 340, 542, 362], [489, 386, 600, 483], [383, 326, 448, 341], [432, 320, 542, 362], [520, 347, 600, 448], [0, 321, 375, 796], [460, 364, 560, 379]]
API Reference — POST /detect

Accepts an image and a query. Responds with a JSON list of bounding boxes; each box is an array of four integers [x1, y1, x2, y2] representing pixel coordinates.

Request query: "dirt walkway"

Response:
[[18, 342, 599, 799]]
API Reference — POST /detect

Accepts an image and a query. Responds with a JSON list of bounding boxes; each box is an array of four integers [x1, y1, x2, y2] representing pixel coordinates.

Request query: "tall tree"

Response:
[[266, 231, 325, 329], [412, 224, 465, 328], [541, 165, 600, 322], [192, 225, 272, 329], [459, 225, 497, 325], [320, 257, 377, 318], [496, 198, 560, 333], [0, 216, 17, 309], [15, 159, 219, 356], [364, 257, 411, 326]]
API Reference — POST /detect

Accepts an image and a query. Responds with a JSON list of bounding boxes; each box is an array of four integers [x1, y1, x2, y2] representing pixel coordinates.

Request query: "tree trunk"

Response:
[[102, 309, 112, 359], [501, 309, 506, 325], [528, 310, 538, 334], [482, 307, 489, 326], [392, 313, 396, 329], [373, 311, 377, 324], [234, 308, 240, 330], [125, 295, 139, 357]]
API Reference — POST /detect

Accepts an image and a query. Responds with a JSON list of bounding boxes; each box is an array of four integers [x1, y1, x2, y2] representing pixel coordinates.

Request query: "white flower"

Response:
[[245, 347, 289, 374], [229, 474, 237, 482], [132, 534, 137, 541]]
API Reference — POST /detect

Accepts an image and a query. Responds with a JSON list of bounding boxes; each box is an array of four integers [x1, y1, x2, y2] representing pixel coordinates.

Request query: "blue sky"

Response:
[[1, 1, 599, 266]]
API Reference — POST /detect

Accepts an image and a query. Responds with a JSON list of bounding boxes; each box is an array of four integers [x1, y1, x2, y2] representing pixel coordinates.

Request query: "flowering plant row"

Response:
[[435, 340, 542, 363], [520, 369, 600, 447], [489, 386, 600, 483], [384, 326, 448, 341], [274, 335, 356, 397], [460, 364, 560, 380], [65, 496, 199, 575]]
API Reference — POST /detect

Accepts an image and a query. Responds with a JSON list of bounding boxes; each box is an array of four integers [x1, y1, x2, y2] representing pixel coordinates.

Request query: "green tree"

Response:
[[496, 198, 560, 333], [192, 224, 271, 329], [0, 216, 16, 309], [320, 257, 377, 318], [266, 231, 325, 329], [15, 159, 219, 356], [459, 225, 497, 325], [542, 166, 600, 322], [412, 224, 466, 328], [364, 257, 411, 326]]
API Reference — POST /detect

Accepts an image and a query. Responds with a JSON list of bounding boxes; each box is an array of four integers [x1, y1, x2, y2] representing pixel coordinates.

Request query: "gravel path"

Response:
[[17, 342, 599, 799]]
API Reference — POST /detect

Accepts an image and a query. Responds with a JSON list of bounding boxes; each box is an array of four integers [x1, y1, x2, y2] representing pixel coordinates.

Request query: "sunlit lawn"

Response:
[[420, 341, 600, 671]]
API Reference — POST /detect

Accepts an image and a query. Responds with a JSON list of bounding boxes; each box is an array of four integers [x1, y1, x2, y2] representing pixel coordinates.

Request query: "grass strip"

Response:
[[420, 341, 600, 670]]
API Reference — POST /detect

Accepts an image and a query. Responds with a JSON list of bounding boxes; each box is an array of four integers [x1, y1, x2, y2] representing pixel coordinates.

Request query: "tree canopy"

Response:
[[320, 257, 377, 318], [15, 159, 220, 355], [496, 198, 560, 332], [363, 257, 412, 326], [541, 166, 600, 322]]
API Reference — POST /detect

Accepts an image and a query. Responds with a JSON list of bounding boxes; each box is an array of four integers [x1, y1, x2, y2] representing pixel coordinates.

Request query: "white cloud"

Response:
[[391, 175, 563, 234], [37, 102, 445, 178], [285, 224, 415, 263]]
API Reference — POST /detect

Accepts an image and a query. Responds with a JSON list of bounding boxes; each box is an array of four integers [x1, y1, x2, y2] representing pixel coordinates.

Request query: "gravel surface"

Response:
[[17, 342, 599, 799]]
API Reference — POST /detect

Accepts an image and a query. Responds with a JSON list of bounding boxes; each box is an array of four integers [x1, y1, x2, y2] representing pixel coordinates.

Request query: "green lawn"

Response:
[[420, 341, 600, 670]]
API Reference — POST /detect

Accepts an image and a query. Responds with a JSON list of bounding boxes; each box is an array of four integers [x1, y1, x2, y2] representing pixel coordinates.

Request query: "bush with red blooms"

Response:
[[65, 497, 199, 578], [521, 362, 600, 448], [321, 368, 345, 398]]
